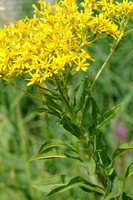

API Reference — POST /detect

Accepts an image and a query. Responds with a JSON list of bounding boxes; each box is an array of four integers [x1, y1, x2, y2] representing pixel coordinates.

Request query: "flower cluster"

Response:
[[0, 0, 133, 85]]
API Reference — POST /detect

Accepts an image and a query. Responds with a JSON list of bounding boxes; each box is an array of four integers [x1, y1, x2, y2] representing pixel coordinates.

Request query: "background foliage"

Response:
[[0, 0, 133, 199]]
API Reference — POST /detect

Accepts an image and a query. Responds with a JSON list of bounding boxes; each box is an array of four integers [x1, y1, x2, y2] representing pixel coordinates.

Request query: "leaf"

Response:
[[89, 157, 96, 175], [29, 148, 67, 161], [79, 75, 90, 109], [73, 84, 80, 107], [104, 177, 123, 200], [124, 163, 133, 181], [90, 97, 101, 121], [90, 103, 122, 135], [122, 192, 133, 200], [123, 163, 133, 191], [110, 141, 133, 167], [38, 138, 77, 154], [82, 96, 91, 123], [43, 96, 62, 113], [29, 144, 85, 167], [100, 146, 111, 167], [41, 92, 61, 100], [36, 175, 104, 199], [33, 174, 71, 193], [59, 115, 80, 139], [31, 108, 60, 117]]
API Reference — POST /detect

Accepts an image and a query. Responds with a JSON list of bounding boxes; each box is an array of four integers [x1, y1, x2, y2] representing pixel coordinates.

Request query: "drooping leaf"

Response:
[[31, 107, 61, 117], [104, 177, 123, 200], [33, 174, 71, 193], [29, 148, 67, 161], [41, 92, 61, 100], [59, 115, 80, 139], [29, 145, 85, 167], [43, 96, 63, 113], [36, 175, 104, 199], [38, 138, 78, 154]]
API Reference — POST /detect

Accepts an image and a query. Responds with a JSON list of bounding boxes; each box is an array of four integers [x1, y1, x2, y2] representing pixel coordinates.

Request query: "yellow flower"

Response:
[[75, 58, 89, 72], [0, 0, 132, 86]]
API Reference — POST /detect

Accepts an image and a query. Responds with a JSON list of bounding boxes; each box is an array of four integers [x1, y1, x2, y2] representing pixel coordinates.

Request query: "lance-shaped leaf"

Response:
[[29, 148, 67, 161], [41, 92, 61, 100], [73, 84, 80, 107], [104, 177, 123, 200], [123, 163, 133, 191], [43, 97, 62, 113], [90, 103, 122, 135], [33, 175, 104, 199], [59, 115, 81, 139], [32, 108, 61, 117], [38, 138, 78, 154], [122, 192, 133, 200], [110, 141, 133, 167], [29, 146, 85, 167], [45, 176, 104, 199], [33, 174, 71, 193], [88, 157, 96, 175], [90, 96, 101, 121]]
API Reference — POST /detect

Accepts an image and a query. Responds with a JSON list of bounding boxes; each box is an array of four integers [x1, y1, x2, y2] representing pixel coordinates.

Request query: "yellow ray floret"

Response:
[[0, 0, 133, 85]]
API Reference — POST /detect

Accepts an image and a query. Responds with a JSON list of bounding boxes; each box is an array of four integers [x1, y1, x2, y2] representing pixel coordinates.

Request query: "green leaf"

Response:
[[29, 148, 67, 161], [89, 157, 96, 175], [122, 192, 133, 200], [35, 175, 104, 199], [90, 97, 101, 121], [73, 84, 80, 107], [39, 96, 63, 117], [41, 92, 61, 100], [104, 177, 123, 200], [38, 138, 77, 154], [33, 174, 71, 193], [123, 163, 133, 191], [29, 144, 85, 167], [82, 96, 91, 123], [59, 115, 80, 139], [91, 103, 122, 135], [110, 141, 133, 166], [31, 108, 60, 117]]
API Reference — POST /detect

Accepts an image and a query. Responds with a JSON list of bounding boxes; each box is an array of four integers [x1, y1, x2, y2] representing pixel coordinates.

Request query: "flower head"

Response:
[[0, 0, 133, 85]]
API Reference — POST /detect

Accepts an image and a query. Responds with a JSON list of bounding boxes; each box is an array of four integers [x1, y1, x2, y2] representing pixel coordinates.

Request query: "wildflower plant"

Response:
[[0, 0, 133, 199]]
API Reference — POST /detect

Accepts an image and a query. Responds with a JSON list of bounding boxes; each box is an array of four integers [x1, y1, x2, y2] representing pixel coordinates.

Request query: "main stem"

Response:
[[56, 78, 91, 160]]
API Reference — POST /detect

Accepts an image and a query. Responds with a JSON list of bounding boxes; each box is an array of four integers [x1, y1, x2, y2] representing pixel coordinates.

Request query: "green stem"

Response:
[[7, 79, 43, 103], [90, 32, 124, 92], [55, 77, 75, 122], [55, 77, 91, 160]]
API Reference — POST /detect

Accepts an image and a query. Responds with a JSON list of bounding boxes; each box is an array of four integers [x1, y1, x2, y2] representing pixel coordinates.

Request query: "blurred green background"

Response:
[[0, 0, 133, 199]]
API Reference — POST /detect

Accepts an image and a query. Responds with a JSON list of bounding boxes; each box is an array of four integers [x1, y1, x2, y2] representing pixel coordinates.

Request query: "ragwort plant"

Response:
[[0, 0, 133, 199]]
